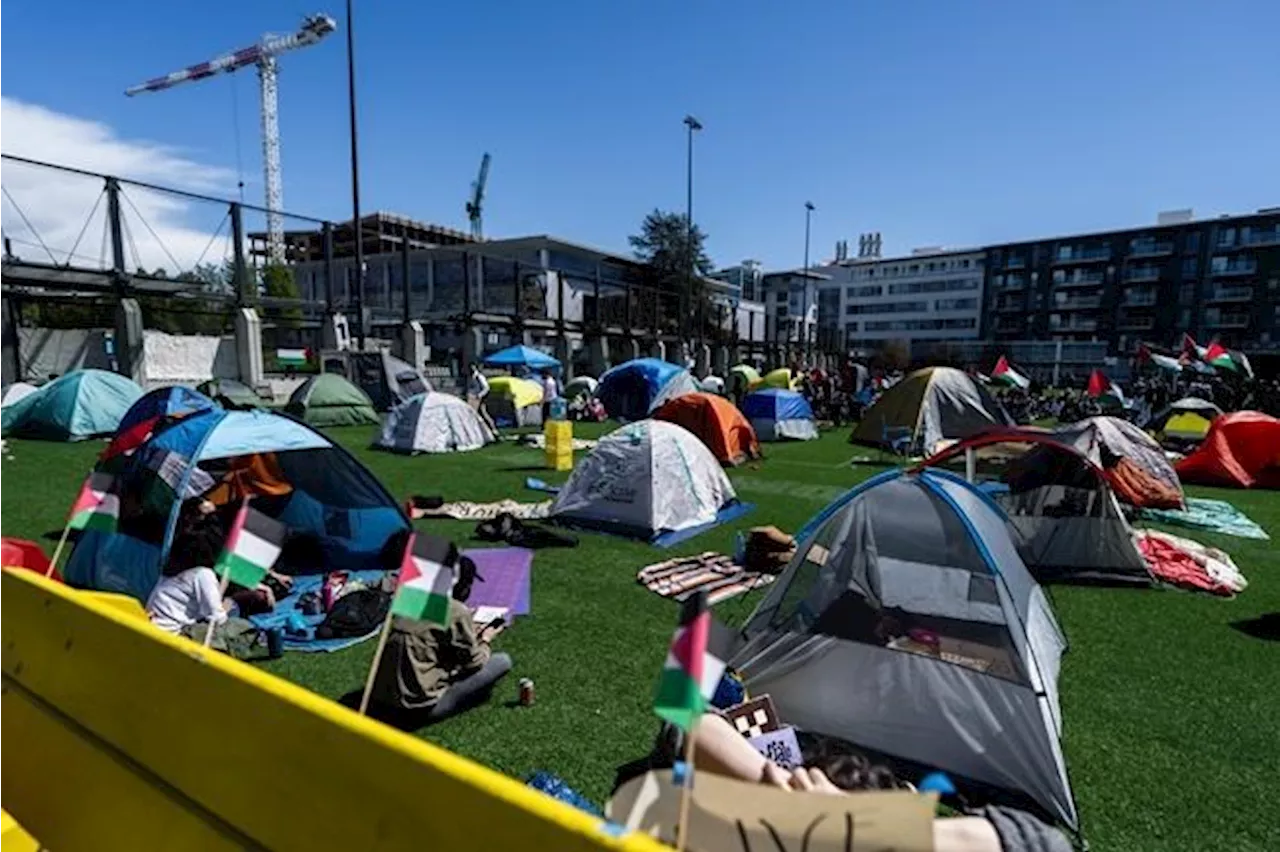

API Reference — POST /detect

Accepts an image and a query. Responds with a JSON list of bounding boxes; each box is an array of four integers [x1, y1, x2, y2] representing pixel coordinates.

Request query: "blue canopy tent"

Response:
[[483, 345, 561, 371], [106, 386, 218, 456], [1, 369, 142, 441], [741, 388, 818, 441], [595, 358, 700, 422], [64, 408, 409, 601]]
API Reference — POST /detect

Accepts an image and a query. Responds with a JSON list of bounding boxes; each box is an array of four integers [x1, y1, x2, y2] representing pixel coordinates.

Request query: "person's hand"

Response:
[[479, 621, 505, 643], [256, 583, 276, 608], [269, 570, 294, 591], [198, 499, 216, 515], [759, 762, 793, 790], [788, 767, 844, 796]]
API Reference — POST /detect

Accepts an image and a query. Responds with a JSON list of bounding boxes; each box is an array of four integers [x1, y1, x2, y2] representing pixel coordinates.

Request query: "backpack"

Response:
[[315, 588, 390, 639]]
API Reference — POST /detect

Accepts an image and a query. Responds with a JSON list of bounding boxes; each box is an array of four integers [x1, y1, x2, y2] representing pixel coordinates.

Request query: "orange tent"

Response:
[[1175, 411, 1280, 489], [653, 392, 761, 466]]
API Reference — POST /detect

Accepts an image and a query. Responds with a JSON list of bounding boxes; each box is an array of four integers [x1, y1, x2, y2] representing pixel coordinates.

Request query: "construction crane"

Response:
[[125, 14, 338, 263], [466, 152, 491, 240]]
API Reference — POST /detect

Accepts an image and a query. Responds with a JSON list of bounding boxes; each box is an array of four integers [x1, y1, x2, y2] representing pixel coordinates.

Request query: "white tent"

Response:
[[1, 382, 39, 408], [551, 420, 737, 540], [373, 392, 494, 454], [700, 375, 725, 394]]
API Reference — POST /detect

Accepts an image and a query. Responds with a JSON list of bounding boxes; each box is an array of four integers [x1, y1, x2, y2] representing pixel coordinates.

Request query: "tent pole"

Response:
[[965, 448, 976, 483]]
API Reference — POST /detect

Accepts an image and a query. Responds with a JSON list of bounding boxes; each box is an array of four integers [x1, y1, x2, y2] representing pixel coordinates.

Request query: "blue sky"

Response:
[[4, 0, 1279, 270]]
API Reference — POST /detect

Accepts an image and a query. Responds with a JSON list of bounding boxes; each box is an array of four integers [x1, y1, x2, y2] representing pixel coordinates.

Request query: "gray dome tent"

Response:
[[732, 468, 1077, 830], [373, 392, 494, 454]]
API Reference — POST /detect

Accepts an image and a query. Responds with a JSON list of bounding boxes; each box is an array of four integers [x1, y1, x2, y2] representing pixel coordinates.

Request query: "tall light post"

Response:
[[803, 201, 815, 363], [683, 115, 702, 350], [345, 0, 365, 350]]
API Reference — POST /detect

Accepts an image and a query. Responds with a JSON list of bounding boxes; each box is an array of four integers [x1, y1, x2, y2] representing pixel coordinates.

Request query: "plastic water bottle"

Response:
[[549, 396, 567, 421]]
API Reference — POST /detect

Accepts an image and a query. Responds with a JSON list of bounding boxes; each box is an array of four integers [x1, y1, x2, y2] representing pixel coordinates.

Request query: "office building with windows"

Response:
[[760, 269, 829, 346], [806, 247, 986, 356], [983, 209, 1280, 357]]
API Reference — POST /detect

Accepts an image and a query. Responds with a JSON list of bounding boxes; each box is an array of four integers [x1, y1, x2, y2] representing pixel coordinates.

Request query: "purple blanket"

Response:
[[461, 547, 532, 616]]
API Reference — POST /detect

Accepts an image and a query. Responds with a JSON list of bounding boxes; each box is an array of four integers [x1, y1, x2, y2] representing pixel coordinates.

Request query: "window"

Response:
[[863, 317, 976, 332], [1184, 232, 1201, 253], [844, 285, 883, 298], [1216, 228, 1236, 249], [846, 300, 928, 315], [908, 264, 920, 274], [1182, 257, 1198, 278], [887, 277, 980, 295], [925, 262, 936, 272], [961, 259, 971, 268], [1180, 283, 1195, 304], [935, 297, 978, 311]]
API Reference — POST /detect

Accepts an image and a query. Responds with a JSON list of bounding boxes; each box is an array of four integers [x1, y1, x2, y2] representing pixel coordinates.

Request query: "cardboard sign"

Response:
[[608, 769, 935, 852], [724, 694, 780, 740], [749, 726, 803, 769]]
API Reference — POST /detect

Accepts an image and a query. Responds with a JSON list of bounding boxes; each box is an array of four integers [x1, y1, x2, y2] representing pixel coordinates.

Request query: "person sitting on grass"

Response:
[[368, 533, 511, 724]]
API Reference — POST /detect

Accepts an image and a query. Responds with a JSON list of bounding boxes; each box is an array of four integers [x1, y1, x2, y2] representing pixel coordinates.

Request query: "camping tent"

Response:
[[732, 468, 1076, 830], [1050, 417, 1183, 508], [1150, 397, 1222, 446], [728, 365, 762, 398], [653, 392, 761, 466], [329, 351, 430, 411], [1, 382, 38, 408], [196, 378, 261, 410], [373, 392, 494, 454], [484, 376, 544, 427], [1, 370, 143, 441], [849, 366, 1011, 456], [285, 374, 380, 427], [1176, 411, 1280, 489], [105, 385, 218, 459], [483, 345, 561, 371], [922, 430, 1152, 584], [761, 367, 796, 390], [699, 375, 724, 394], [596, 358, 700, 422], [64, 408, 409, 601], [551, 420, 738, 540], [563, 376, 597, 401], [741, 389, 818, 441]]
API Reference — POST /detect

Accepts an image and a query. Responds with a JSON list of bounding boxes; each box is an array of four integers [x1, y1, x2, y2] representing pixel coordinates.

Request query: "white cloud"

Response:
[[1, 97, 240, 275]]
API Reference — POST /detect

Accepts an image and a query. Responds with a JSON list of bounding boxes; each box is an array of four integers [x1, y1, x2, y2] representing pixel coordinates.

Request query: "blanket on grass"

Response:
[[421, 499, 554, 521], [1138, 497, 1270, 541], [637, 552, 775, 605], [1136, 529, 1248, 597], [249, 570, 388, 653]]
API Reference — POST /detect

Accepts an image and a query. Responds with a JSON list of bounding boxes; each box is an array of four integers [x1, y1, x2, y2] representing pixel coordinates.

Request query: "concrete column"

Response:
[[694, 343, 711, 377], [648, 339, 666, 361], [115, 298, 145, 384], [234, 307, 264, 388], [400, 320, 427, 370], [713, 346, 730, 376], [621, 337, 641, 362], [671, 341, 690, 368], [555, 335, 574, 381], [587, 334, 610, 375], [322, 313, 350, 351], [462, 325, 484, 376]]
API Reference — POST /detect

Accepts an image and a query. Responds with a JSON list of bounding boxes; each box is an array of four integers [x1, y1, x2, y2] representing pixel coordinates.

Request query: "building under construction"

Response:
[[248, 212, 475, 265]]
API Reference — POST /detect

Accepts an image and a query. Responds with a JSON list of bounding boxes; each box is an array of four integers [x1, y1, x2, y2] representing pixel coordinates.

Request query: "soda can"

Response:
[[518, 677, 535, 706]]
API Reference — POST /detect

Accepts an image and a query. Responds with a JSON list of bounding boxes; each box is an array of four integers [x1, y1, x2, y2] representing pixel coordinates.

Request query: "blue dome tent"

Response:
[[595, 358, 700, 422], [65, 408, 409, 601], [483, 344, 561, 372], [741, 388, 818, 441], [1, 369, 142, 441], [105, 385, 218, 458]]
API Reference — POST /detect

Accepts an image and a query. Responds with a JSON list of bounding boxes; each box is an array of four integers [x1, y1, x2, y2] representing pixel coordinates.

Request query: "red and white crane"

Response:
[[125, 14, 338, 263]]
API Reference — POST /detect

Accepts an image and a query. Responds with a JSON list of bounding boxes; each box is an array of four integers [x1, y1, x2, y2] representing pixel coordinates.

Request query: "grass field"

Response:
[[3, 424, 1278, 851]]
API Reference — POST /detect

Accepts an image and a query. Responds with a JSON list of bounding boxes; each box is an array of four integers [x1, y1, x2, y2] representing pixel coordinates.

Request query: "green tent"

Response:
[[196, 378, 261, 410], [285, 373, 379, 427]]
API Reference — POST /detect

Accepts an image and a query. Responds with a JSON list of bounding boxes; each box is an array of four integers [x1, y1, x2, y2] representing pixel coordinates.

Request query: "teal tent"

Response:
[[1, 370, 143, 441]]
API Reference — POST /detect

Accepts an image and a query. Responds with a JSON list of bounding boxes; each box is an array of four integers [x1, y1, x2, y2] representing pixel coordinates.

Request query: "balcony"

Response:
[[1053, 246, 1111, 265], [1242, 227, 1280, 247], [1129, 239, 1174, 258], [1004, 256, 1027, 270], [1052, 294, 1102, 310], [1117, 315, 1156, 331], [1123, 266, 1162, 282], [1054, 270, 1105, 288], [1207, 285, 1254, 303], [993, 318, 1024, 334], [1121, 288, 1158, 307], [1204, 312, 1250, 329], [1210, 258, 1258, 277], [1049, 315, 1099, 332], [994, 297, 1026, 312]]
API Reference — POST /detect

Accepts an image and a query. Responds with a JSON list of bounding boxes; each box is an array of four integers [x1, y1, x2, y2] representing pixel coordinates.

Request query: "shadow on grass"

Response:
[[1230, 613, 1280, 642]]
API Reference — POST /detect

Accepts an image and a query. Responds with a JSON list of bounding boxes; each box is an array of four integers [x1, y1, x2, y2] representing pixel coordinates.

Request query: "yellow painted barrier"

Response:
[[1, 570, 666, 852]]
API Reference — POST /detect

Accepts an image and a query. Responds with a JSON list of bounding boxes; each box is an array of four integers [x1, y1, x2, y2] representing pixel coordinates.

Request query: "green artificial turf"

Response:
[[2, 426, 1278, 851]]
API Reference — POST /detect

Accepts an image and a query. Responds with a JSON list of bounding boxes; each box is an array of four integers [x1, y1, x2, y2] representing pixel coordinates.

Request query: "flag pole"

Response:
[[675, 715, 700, 852], [46, 524, 73, 577], [203, 571, 233, 649], [358, 610, 396, 715]]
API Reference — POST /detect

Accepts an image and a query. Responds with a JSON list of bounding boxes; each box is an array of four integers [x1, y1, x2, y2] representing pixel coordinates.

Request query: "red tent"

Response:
[[1175, 411, 1280, 489]]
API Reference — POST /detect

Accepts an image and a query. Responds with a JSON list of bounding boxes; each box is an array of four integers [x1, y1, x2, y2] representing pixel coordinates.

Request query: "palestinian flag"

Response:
[[1137, 345, 1183, 373], [653, 591, 727, 733], [991, 356, 1030, 389], [276, 348, 309, 369], [214, 503, 286, 589], [1204, 342, 1237, 372], [1182, 334, 1207, 361], [67, 472, 119, 533], [1086, 369, 1125, 404], [391, 533, 457, 627]]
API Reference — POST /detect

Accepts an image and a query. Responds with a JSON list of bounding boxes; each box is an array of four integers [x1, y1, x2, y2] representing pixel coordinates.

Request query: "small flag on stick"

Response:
[[67, 472, 120, 534], [991, 356, 1030, 390], [214, 502, 286, 589], [654, 590, 726, 733], [1204, 342, 1237, 372], [391, 533, 457, 627]]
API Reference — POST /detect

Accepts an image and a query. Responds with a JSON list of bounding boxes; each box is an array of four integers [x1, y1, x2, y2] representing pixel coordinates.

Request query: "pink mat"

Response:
[[462, 547, 532, 615]]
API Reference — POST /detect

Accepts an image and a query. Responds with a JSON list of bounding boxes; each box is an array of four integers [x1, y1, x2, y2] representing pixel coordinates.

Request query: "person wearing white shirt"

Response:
[[468, 364, 497, 431], [147, 566, 228, 634]]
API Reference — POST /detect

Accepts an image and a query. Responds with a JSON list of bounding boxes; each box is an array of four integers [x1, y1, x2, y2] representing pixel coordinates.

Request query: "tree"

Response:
[[629, 209, 715, 335], [262, 263, 303, 329]]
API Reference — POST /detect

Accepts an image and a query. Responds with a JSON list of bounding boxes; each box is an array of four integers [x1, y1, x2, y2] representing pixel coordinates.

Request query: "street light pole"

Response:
[[683, 115, 702, 354], [345, 0, 365, 350], [803, 201, 815, 363]]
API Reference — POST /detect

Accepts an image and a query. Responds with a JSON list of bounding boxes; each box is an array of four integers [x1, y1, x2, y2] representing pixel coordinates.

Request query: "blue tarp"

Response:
[[115, 386, 217, 438], [741, 389, 814, 421], [64, 408, 407, 601], [1, 369, 143, 441], [597, 358, 698, 422], [483, 345, 561, 370]]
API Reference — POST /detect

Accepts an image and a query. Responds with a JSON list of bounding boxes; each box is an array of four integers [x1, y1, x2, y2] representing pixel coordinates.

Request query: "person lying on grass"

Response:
[[367, 532, 511, 725], [662, 713, 1070, 852]]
